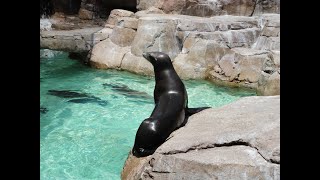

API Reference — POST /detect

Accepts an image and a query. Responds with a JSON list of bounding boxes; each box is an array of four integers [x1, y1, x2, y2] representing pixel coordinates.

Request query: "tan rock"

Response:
[[258, 71, 280, 96], [137, 0, 279, 17], [218, 54, 237, 77], [130, 16, 180, 59], [40, 27, 103, 52], [122, 96, 280, 179], [78, 8, 93, 20], [109, 26, 137, 47], [121, 52, 154, 76], [135, 7, 165, 17], [106, 9, 135, 27], [90, 39, 130, 69], [252, 36, 280, 50], [234, 48, 270, 83], [116, 17, 139, 30], [92, 28, 113, 44]]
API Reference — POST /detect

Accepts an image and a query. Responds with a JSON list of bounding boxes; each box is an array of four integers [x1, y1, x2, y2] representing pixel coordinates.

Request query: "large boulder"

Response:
[[120, 52, 154, 76], [130, 16, 181, 59], [109, 26, 137, 47], [106, 9, 135, 28], [122, 95, 280, 179], [173, 38, 231, 79], [257, 71, 280, 95], [90, 39, 130, 69]]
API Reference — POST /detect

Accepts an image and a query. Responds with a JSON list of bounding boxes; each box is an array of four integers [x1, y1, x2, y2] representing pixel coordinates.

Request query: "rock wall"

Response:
[[122, 95, 280, 179], [40, 27, 110, 52], [89, 10, 280, 95], [137, 0, 280, 17]]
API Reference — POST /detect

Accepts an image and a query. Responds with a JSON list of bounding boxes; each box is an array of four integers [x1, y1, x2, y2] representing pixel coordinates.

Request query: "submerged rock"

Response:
[[122, 95, 280, 179]]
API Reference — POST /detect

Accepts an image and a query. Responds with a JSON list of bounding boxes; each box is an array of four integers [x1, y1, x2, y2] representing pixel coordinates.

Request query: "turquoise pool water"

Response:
[[40, 49, 256, 180]]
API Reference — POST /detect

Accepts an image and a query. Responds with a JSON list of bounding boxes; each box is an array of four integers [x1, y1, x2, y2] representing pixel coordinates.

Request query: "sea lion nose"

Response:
[[142, 52, 148, 59]]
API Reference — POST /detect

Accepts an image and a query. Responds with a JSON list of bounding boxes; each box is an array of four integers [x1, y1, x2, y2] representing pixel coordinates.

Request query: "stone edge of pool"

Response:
[[121, 95, 280, 180]]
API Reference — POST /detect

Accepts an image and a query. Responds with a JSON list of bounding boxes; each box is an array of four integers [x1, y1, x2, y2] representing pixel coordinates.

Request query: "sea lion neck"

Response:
[[154, 66, 179, 82]]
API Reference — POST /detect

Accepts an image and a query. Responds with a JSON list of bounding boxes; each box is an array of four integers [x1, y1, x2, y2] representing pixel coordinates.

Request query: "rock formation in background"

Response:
[[40, 0, 280, 96]]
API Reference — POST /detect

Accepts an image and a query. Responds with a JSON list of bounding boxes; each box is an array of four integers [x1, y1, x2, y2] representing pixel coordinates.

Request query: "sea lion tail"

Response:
[[186, 107, 210, 116]]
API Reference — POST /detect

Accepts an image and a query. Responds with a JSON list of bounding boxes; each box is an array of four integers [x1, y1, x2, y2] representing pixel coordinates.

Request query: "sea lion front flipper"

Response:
[[186, 107, 210, 117], [180, 107, 210, 127]]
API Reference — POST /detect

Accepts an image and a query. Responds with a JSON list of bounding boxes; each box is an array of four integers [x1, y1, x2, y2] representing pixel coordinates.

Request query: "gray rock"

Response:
[[257, 71, 280, 95], [176, 15, 258, 32], [253, 0, 280, 15], [257, 14, 280, 28], [90, 39, 130, 69], [106, 9, 135, 27], [121, 52, 154, 76], [271, 50, 280, 67], [218, 53, 238, 77], [130, 16, 181, 59], [109, 26, 137, 47], [261, 26, 280, 37], [122, 96, 280, 179], [173, 38, 232, 79], [135, 7, 165, 17], [252, 36, 280, 50], [235, 49, 269, 83], [86, 13, 280, 95], [116, 17, 139, 30], [40, 27, 103, 52], [137, 0, 159, 11], [137, 0, 279, 17], [92, 28, 113, 44]]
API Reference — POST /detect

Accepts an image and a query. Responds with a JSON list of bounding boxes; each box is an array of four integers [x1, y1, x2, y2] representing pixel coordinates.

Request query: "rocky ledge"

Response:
[[122, 95, 280, 180], [90, 10, 280, 95], [40, 8, 280, 95], [40, 27, 111, 53]]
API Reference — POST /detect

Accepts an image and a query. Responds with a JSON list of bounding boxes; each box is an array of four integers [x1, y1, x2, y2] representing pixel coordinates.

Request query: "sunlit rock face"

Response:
[[40, 0, 279, 95], [137, 0, 280, 17], [88, 12, 279, 95], [121, 96, 280, 180]]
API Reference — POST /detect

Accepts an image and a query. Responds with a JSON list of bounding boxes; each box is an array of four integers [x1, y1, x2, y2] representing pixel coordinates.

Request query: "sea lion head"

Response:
[[142, 52, 173, 70]]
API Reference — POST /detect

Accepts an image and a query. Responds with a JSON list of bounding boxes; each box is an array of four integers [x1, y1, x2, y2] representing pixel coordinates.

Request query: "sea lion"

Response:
[[132, 52, 210, 157]]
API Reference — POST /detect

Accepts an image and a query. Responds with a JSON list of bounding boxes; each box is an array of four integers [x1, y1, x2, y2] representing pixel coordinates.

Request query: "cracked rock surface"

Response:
[[137, 0, 279, 17], [40, 9, 279, 95], [88, 12, 279, 95], [121, 95, 280, 180], [40, 27, 110, 52]]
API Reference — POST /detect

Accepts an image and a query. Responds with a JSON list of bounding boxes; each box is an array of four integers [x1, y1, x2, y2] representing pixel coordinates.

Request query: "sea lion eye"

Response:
[[152, 56, 157, 62]]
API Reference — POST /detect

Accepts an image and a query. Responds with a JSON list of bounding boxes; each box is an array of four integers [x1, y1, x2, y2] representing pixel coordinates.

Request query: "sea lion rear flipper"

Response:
[[186, 107, 210, 116]]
